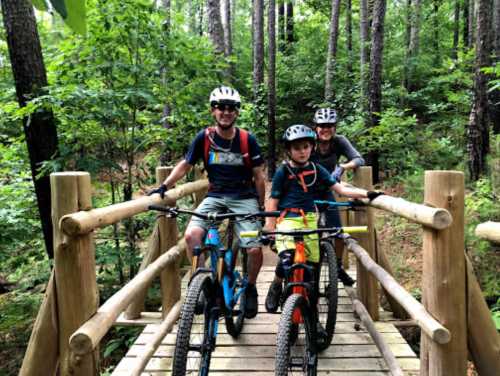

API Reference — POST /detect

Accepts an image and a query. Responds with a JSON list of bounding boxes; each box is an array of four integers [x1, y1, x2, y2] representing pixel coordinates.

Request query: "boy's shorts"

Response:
[[186, 196, 261, 248], [275, 212, 320, 263]]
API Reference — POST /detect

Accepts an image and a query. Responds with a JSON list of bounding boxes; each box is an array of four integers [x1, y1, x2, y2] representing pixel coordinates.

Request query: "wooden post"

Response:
[[157, 167, 181, 316], [19, 271, 58, 376], [352, 167, 379, 320], [421, 171, 466, 376], [51, 172, 98, 375], [466, 255, 500, 375]]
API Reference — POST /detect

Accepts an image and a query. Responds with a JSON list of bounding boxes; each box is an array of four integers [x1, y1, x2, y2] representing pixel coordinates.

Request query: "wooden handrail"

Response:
[[60, 179, 209, 236], [359, 194, 453, 230], [345, 287, 404, 376], [344, 237, 451, 344], [475, 221, 500, 243], [69, 240, 186, 355], [129, 300, 182, 376]]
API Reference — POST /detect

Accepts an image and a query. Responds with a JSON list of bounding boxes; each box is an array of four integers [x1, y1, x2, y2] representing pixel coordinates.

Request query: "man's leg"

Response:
[[246, 247, 263, 285], [185, 225, 206, 263]]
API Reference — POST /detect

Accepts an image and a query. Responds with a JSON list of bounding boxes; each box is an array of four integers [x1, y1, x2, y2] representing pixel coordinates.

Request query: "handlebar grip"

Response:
[[240, 230, 259, 238], [343, 226, 368, 234]]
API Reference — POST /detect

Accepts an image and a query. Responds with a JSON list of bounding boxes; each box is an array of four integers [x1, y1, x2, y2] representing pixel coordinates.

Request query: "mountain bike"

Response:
[[242, 225, 367, 375], [148, 205, 279, 376]]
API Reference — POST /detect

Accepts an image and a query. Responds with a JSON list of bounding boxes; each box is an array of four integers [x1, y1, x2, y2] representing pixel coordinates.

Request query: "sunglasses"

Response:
[[316, 123, 336, 128], [213, 103, 239, 112]]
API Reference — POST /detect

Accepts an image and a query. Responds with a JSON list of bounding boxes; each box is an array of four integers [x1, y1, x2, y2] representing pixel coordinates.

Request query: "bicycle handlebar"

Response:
[[148, 205, 281, 221], [240, 226, 368, 238], [314, 199, 365, 208]]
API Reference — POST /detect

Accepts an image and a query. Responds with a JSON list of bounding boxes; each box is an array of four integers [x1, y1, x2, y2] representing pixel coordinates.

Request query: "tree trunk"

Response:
[[452, 0, 460, 59], [206, 0, 225, 54], [278, 1, 285, 52], [162, 0, 171, 34], [324, 0, 341, 102], [405, 0, 421, 92], [268, 0, 277, 180], [360, 0, 370, 114], [346, 0, 353, 75], [491, 0, 500, 134], [367, 0, 386, 184], [253, 0, 264, 128], [285, 1, 294, 46], [464, 0, 470, 49], [467, 0, 492, 180], [1, 0, 59, 258], [222, 0, 234, 79], [432, 0, 441, 66], [469, 0, 475, 48]]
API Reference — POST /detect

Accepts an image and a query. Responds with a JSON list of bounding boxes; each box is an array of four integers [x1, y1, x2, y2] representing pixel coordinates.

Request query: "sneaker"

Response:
[[265, 280, 283, 313], [245, 284, 258, 319], [337, 264, 355, 286]]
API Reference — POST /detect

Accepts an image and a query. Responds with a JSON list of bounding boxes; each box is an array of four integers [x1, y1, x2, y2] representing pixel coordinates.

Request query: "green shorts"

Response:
[[275, 212, 320, 263], [186, 196, 262, 248]]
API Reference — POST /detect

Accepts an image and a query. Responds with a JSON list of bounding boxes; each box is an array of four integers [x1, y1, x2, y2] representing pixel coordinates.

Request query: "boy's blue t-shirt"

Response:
[[270, 162, 337, 214], [185, 128, 264, 198]]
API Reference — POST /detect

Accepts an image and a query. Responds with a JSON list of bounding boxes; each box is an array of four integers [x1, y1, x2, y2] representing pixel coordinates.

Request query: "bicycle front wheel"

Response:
[[172, 273, 216, 376], [317, 240, 338, 351], [275, 294, 317, 376]]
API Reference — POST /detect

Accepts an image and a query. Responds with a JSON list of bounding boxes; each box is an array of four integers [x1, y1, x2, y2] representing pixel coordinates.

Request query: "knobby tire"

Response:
[[317, 240, 339, 351], [275, 294, 317, 376], [172, 273, 214, 376]]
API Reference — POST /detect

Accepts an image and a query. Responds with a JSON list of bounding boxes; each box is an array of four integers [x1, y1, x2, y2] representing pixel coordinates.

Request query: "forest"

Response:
[[0, 0, 499, 374]]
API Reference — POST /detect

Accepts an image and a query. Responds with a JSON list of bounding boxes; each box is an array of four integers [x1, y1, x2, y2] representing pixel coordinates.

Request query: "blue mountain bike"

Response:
[[148, 205, 279, 376]]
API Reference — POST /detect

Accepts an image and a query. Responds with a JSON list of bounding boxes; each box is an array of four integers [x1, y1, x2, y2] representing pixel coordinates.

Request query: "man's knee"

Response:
[[185, 226, 205, 245]]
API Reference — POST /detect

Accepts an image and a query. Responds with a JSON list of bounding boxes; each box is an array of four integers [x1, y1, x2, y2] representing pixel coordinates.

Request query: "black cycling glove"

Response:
[[148, 184, 168, 199], [367, 190, 384, 201]]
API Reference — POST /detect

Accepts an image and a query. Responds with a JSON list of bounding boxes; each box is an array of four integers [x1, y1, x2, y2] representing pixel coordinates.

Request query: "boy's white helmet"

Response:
[[283, 124, 317, 143], [209, 86, 241, 107], [314, 108, 337, 124]]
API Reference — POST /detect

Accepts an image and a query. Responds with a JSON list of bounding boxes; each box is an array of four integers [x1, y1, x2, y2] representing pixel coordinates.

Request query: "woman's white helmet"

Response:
[[314, 108, 337, 124], [209, 86, 241, 108]]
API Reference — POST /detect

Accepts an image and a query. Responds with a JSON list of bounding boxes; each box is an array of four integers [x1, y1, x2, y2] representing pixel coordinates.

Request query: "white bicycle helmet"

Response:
[[314, 108, 337, 124], [283, 124, 317, 143], [209, 86, 241, 108]]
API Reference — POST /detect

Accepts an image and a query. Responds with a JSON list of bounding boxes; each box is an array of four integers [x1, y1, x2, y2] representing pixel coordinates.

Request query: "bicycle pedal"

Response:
[[231, 309, 242, 316]]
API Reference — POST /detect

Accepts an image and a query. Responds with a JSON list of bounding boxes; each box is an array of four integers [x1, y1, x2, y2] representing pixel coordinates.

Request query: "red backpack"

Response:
[[203, 127, 252, 169]]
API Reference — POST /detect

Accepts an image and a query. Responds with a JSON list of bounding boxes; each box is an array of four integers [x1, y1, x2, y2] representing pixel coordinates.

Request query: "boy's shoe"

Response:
[[265, 280, 283, 313], [245, 284, 258, 319], [337, 261, 355, 286]]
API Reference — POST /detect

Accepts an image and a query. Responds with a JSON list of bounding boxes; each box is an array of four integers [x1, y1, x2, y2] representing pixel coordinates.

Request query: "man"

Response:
[[150, 86, 266, 318], [312, 108, 365, 286]]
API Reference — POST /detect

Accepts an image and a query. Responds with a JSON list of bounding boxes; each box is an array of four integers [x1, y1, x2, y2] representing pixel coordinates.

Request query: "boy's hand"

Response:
[[367, 190, 384, 201], [148, 184, 168, 199]]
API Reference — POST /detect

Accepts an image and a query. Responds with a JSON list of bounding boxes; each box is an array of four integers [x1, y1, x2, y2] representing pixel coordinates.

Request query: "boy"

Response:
[[264, 124, 382, 321]]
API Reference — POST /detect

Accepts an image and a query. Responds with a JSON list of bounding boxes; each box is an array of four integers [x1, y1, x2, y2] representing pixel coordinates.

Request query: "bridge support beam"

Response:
[[421, 171, 466, 376]]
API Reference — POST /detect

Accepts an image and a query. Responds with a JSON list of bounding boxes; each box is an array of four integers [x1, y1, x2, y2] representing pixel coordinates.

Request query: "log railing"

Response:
[[347, 167, 500, 376], [20, 167, 208, 376], [20, 167, 500, 376]]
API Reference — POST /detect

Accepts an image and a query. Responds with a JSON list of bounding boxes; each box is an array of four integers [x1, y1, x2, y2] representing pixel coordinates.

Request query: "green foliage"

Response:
[[31, 0, 87, 34]]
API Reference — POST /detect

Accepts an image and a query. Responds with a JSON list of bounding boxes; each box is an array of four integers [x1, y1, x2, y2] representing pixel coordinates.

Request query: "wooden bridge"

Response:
[[19, 167, 500, 376]]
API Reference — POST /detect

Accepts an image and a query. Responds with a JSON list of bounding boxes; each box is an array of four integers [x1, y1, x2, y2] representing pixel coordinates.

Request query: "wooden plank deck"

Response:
[[112, 267, 420, 375]]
